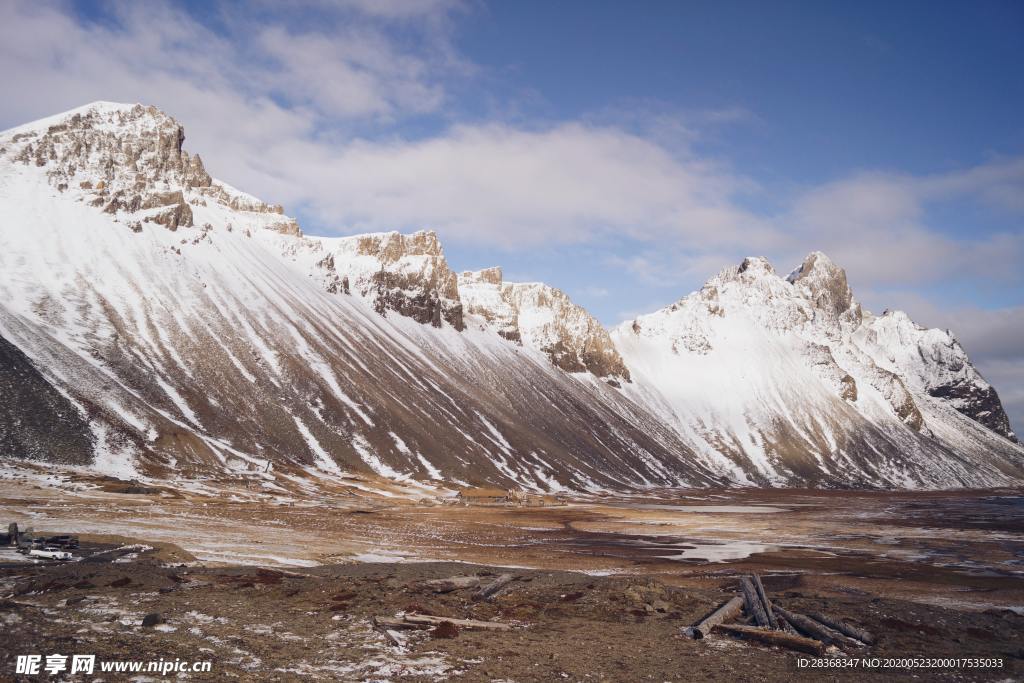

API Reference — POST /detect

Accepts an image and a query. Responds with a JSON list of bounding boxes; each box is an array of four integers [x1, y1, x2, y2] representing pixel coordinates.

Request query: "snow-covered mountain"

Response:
[[0, 102, 714, 491], [611, 254, 1021, 487], [0, 102, 1020, 490]]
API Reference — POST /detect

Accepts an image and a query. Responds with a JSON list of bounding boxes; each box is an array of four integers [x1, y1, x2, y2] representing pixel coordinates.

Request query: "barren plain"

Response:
[[1, 464, 1022, 681]]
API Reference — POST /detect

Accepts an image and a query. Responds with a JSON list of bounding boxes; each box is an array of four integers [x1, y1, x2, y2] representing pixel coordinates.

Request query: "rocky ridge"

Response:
[[859, 310, 1016, 441], [1, 101, 299, 235], [309, 230, 465, 330], [612, 251, 1018, 486], [459, 267, 630, 382], [0, 101, 1020, 489]]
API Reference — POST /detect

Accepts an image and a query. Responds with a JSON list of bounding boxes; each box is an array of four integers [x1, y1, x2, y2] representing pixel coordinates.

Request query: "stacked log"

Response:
[[683, 573, 877, 657], [715, 623, 827, 656], [739, 577, 770, 627], [774, 605, 865, 651], [808, 611, 875, 645]]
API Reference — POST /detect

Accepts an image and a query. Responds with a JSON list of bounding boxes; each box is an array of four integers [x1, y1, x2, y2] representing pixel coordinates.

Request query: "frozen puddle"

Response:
[[189, 548, 321, 568], [626, 504, 786, 514], [0, 547, 37, 564], [547, 531, 779, 564], [656, 540, 779, 563]]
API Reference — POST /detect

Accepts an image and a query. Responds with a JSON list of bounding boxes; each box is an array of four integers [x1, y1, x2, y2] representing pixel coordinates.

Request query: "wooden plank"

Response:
[[751, 574, 779, 629], [808, 611, 875, 645], [714, 623, 827, 656], [684, 596, 744, 639], [739, 577, 770, 627], [404, 613, 512, 631], [472, 573, 515, 602]]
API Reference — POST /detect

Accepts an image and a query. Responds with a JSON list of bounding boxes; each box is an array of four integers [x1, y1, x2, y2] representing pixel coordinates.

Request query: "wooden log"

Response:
[[684, 596, 744, 639], [714, 623, 827, 656], [775, 613, 800, 635], [739, 577, 770, 627], [751, 574, 779, 629], [422, 575, 481, 593], [472, 573, 514, 602], [808, 611, 875, 645], [404, 613, 512, 631], [382, 629, 406, 648], [372, 616, 428, 631], [773, 605, 862, 650]]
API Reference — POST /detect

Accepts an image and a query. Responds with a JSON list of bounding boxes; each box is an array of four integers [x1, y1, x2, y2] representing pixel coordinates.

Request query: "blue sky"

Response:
[[1, 0, 1022, 429]]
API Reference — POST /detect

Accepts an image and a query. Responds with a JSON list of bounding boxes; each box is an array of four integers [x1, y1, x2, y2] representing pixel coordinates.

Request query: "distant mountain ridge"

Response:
[[0, 102, 1020, 490]]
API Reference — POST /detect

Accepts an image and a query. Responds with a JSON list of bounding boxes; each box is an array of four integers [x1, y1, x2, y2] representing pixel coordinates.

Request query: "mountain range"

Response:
[[1, 102, 1020, 490]]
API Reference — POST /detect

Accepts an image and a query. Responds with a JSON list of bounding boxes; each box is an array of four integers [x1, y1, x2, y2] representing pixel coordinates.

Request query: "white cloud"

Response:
[[283, 122, 763, 247], [780, 166, 1024, 288], [0, 1, 456, 139]]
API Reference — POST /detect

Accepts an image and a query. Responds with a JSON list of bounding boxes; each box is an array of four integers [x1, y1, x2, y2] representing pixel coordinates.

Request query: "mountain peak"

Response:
[[787, 251, 861, 325], [1, 101, 140, 137], [0, 101, 307, 235], [736, 255, 775, 276], [786, 250, 839, 284]]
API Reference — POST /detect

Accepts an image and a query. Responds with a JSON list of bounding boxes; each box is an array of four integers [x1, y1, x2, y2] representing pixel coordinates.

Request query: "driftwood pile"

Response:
[[372, 573, 519, 647], [683, 574, 875, 657], [420, 573, 517, 602]]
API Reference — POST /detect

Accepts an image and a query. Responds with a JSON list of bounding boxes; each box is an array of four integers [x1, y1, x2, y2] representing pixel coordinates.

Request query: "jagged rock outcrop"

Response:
[[801, 342, 858, 402], [460, 268, 630, 383], [858, 310, 1016, 441], [458, 267, 522, 341], [2, 102, 296, 235], [787, 251, 863, 331], [7, 102, 211, 230], [308, 230, 464, 330]]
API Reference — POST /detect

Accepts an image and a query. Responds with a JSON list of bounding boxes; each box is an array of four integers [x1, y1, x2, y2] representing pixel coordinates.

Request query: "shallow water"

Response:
[[623, 504, 785, 514], [538, 530, 779, 564]]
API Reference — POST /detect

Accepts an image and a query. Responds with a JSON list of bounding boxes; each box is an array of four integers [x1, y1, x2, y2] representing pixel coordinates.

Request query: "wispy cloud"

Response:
[[780, 163, 1024, 287]]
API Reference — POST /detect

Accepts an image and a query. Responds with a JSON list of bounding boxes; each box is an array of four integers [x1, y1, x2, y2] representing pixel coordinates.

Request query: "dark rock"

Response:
[[141, 612, 163, 627], [928, 381, 1017, 442], [432, 621, 459, 639]]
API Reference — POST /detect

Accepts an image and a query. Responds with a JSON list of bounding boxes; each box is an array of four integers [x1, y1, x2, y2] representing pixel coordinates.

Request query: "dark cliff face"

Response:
[[371, 276, 465, 330], [928, 381, 1017, 442], [0, 335, 94, 464]]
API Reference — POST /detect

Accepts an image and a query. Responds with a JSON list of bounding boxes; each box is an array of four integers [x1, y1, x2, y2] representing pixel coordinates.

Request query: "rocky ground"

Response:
[[1, 470, 1022, 680], [2, 546, 1022, 681]]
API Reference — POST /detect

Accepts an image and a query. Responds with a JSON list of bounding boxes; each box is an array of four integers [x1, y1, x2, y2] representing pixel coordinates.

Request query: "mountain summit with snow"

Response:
[[1, 102, 1020, 490]]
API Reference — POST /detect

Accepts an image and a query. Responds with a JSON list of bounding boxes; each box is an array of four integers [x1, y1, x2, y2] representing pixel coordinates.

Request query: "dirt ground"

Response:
[[1, 466, 1022, 680]]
